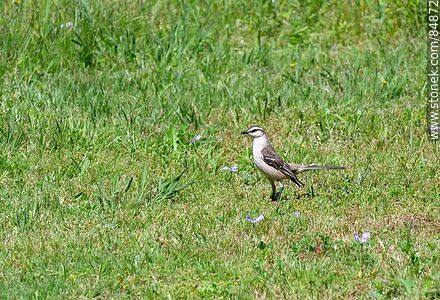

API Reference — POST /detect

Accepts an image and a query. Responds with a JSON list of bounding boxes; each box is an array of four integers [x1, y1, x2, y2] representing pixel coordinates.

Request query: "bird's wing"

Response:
[[261, 146, 303, 187]]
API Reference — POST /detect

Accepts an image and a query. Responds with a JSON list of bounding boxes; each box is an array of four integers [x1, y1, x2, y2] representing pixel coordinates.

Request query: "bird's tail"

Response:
[[288, 163, 345, 174]]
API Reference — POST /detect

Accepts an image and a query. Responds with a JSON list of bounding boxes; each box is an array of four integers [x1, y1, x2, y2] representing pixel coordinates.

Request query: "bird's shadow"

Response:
[[271, 186, 316, 202]]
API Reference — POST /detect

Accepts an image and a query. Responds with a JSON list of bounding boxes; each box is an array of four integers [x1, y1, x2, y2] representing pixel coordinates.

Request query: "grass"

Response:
[[0, 0, 438, 298]]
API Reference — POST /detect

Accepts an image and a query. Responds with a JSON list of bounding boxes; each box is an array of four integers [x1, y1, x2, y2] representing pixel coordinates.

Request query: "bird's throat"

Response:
[[252, 135, 269, 154]]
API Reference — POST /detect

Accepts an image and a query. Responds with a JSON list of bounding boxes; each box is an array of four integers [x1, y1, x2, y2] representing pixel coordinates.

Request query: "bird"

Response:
[[241, 125, 345, 201]]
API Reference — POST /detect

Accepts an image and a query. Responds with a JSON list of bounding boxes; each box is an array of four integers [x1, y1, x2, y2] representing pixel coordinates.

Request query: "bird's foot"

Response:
[[271, 191, 282, 202]]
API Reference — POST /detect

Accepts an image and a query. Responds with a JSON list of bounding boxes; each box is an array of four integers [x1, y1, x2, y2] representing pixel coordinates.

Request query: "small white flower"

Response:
[[246, 215, 264, 224], [189, 134, 202, 144], [293, 211, 301, 217], [60, 22, 74, 30], [354, 232, 371, 244], [134, 255, 141, 267], [221, 164, 238, 172]]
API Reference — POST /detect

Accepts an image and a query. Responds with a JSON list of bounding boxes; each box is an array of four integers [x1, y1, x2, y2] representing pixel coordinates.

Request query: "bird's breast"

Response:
[[253, 152, 266, 170]]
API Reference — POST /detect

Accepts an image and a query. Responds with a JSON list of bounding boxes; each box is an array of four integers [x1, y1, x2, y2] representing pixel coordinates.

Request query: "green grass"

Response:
[[0, 0, 438, 298]]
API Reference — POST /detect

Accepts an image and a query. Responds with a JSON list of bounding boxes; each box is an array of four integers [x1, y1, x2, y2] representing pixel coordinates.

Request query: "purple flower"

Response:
[[221, 164, 238, 173], [246, 215, 264, 224], [189, 134, 202, 144], [293, 211, 301, 217], [354, 232, 370, 244]]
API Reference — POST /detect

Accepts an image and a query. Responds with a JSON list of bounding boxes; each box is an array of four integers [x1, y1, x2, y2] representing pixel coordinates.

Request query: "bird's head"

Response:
[[241, 126, 266, 138]]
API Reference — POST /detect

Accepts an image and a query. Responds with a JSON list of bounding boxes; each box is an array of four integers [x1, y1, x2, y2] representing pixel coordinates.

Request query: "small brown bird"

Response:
[[241, 126, 344, 201]]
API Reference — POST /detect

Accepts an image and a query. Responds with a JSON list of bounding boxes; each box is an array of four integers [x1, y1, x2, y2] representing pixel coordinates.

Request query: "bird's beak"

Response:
[[241, 130, 248, 135]]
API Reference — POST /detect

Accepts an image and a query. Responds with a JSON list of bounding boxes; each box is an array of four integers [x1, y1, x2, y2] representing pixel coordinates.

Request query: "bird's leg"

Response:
[[270, 181, 277, 201], [277, 181, 284, 201]]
